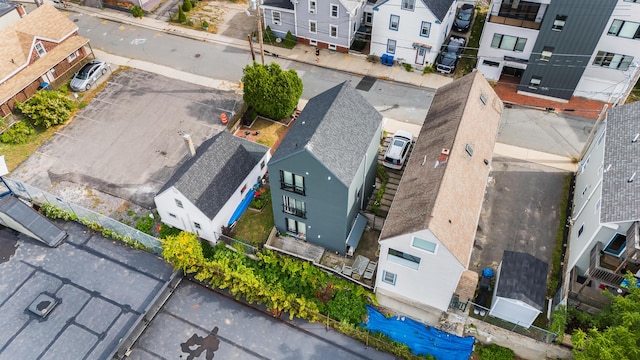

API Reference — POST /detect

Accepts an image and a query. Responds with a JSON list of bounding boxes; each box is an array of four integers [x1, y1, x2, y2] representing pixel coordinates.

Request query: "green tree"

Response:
[[130, 5, 144, 18], [283, 30, 296, 49], [242, 62, 303, 120], [182, 0, 192, 12], [177, 5, 186, 23], [571, 275, 640, 360], [0, 121, 34, 144], [15, 90, 76, 128]]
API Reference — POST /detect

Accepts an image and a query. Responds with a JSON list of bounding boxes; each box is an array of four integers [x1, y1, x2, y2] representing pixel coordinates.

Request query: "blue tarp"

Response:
[[227, 189, 255, 226], [363, 305, 475, 360]]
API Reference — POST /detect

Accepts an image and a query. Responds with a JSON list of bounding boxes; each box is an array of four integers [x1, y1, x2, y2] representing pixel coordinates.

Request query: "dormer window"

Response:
[[35, 42, 46, 57]]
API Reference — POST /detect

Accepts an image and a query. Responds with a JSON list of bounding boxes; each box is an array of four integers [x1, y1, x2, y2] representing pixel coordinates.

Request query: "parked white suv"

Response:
[[383, 130, 413, 170]]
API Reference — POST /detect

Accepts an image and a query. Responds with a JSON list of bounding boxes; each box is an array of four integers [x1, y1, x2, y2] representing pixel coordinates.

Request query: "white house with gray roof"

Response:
[[154, 131, 270, 243], [565, 102, 640, 308], [369, 0, 456, 69], [261, 0, 368, 52], [268, 81, 382, 255], [375, 72, 502, 320]]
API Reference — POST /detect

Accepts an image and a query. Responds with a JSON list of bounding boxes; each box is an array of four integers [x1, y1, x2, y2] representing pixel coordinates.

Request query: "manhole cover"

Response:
[[27, 293, 58, 319]]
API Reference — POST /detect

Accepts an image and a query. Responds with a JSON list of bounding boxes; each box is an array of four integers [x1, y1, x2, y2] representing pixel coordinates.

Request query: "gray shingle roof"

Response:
[[601, 101, 640, 223], [262, 0, 294, 10], [496, 251, 548, 311], [373, 0, 454, 21], [379, 71, 503, 267], [270, 81, 383, 185], [159, 131, 268, 219]]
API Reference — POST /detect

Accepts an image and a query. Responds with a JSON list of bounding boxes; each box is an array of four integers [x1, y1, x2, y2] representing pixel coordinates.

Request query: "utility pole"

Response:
[[247, 35, 256, 62], [250, 0, 265, 64]]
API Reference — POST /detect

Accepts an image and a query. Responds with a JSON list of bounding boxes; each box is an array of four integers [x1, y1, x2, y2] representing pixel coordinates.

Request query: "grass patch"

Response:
[[456, 6, 487, 78], [0, 126, 59, 171], [233, 196, 274, 247], [250, 117, 288, 147], [547, 174, 572, 297]]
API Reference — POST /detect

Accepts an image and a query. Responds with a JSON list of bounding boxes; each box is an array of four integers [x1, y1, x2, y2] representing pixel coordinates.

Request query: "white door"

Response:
[[415, 47, 426, 65]]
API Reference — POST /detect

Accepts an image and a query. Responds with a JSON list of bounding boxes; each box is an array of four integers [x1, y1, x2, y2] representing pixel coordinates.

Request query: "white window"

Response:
[[387, 39, 396, 54], [387, 248, 420, 270], [175, 199, 183, 208], [330, 4, 338, 18], [382, 270, 397, 285], [330, 25, 338, 38], [552, 15, 566, 31], [35, 42, 46, 57], [540, 46, 553, 61], [283, 195, 306, 218], [608, 19, 640, 39], [328, 44, 337, 50], [389, 14, 399, 31], [309, 20, 317, 34], [491, 34, 527, 52], [412, 237, 437, 253], [593, 51, 634, 70], [194, 222, 201, 229], [309, 0, 316, 13], [67, 50, 78, 63], [401, 0, 415, 11], [272, 11, 281, 25], [529, 76, 542, 89], [420, 21, 430, 37], [286, 218, 306, 238], [310, 39, 317, 46]]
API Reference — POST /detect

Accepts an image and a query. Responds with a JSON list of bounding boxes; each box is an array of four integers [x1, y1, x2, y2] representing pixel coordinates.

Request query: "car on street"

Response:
[[454, 4, 475, 32], [70, 59, 109, 92], [436, 35, 466, 74], [383, 130, 413, 170]]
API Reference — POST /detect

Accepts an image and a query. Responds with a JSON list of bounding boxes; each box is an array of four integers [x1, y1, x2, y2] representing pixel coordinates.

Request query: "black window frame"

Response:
[[280, 170, 306, 195]]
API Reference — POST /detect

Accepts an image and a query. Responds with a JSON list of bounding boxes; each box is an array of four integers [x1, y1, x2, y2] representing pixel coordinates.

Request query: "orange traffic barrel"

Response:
[[221, 113, 228, 124]]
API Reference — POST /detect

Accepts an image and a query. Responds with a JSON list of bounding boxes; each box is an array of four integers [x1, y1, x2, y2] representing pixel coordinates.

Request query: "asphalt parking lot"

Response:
[[10, 69, 240, 208]]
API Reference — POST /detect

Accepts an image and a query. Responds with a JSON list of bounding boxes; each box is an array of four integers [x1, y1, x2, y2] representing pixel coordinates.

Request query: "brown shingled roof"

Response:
[[380, 71, 503, 267], [0, 4, 80, 82]]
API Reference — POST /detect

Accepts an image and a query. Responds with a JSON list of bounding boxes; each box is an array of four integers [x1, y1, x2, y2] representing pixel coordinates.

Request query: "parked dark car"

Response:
[[436, 35, 466, 74], [454, 4, 475, 32]]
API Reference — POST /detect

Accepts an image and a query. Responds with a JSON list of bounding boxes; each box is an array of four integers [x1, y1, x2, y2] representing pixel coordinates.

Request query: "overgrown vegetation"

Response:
[[15, 90, 76, 128], [422, 65, 435, 74], [162, 232, 375, 323], [242, 62, 303, 120], [456, 6, 486, 77], [0, 121, 34, 144], [549, 304, 567, 344], [402, 63, 414, 72], [370, 164, 389, 215], [182, 0, 192, 12], [475, 344, 515, 360], [547, 174, 572, 296], [130, 5, 144, 18]]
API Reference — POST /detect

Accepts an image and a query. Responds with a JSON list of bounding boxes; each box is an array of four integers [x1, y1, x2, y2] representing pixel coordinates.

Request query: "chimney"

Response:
[[183, 134, 195, 157], [16, 4, 26, 17]]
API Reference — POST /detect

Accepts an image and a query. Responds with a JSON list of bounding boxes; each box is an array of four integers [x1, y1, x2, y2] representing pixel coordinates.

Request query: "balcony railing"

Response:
[[283, 205, 306, 218], [588, 242, 625, 287], [489, 15, 541, 30], [280, 182, 305, 196]]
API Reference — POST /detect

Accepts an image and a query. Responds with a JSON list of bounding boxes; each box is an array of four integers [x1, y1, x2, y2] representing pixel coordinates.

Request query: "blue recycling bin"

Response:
[[381, 54, 388, 65], [383, 54, 394, 66]]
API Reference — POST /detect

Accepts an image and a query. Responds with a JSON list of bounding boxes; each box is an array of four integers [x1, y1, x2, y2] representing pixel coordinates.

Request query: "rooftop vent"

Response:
[[27, 293, 58, 319], [435, 148, 450, 168], [633, 134, 640, 143], [629, 172, 636, 183]]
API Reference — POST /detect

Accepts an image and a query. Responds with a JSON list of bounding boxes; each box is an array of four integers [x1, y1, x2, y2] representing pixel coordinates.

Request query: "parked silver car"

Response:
[[70, 60, 109, 92], [383, 130, 413, 170]]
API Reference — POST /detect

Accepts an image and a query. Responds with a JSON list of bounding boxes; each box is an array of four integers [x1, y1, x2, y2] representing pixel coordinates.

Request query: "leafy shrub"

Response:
[[135, 214, 155, 234], [367, 55, 380, 63], [15, 90, 76, 128], [158, 224, 181, 239], [178, 6, 186, 23], [422, 65, 435, 74], [283, 31, 296, 48], [182, 0, 192, 12], [402, 63, 413, 72], [263, 26, 276, 44], [130, 5, 144, 18], [549, 305, 567, 343], [476, 344, 514, 360], [0, 121, 34, 144], [202, 20, 209, 29]]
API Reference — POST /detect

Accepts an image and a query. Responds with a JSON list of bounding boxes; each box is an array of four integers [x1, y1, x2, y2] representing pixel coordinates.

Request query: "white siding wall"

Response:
[[154, 152, 270, 243], [574, 0, 640, 103], [370, 0, 455, 67], [375, 229, 465, 312], [476, 21, 539, 81]]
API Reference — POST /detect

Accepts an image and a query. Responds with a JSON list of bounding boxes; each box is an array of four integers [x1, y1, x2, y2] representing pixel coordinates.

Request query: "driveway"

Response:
[[10, 69, 240, 208], [129, 280, 395, 360]]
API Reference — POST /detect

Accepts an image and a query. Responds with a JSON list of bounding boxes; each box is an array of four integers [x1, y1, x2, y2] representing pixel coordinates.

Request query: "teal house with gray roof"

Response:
[[268, 81, 383, 255]]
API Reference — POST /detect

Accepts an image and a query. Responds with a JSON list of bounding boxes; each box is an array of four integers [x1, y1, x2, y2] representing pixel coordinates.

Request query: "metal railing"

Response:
[[2, 177, 163, 254], [282, 204, 306, 218], [219, 234, 259, 255], [468, 301, 558, 343]]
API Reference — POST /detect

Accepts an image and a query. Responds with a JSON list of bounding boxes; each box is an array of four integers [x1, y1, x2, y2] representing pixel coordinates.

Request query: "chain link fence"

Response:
[[468, 301, 558, 343], [2, 177, 163, 254]]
